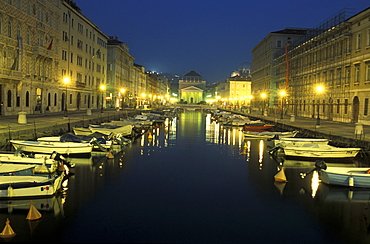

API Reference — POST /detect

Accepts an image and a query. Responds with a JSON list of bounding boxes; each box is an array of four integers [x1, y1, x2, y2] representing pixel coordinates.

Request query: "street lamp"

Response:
[[63, 77, 70, 118], [120, 88, 126, 109], [316, 85, 324, 126], [279, 90, 286, 120], [261, 93, 266, 115], [100, 84, 105, 113]]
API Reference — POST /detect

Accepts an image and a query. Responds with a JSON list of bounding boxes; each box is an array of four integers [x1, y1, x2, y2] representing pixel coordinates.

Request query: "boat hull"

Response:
[[319, 168, 370, 188], [243, 124, 274, 132], [10, 140, 93, 157], [0, 172, 65, 199], [273, 138, 329, 147], [283, 147, 360, 160], [244, 130, 298, 139]]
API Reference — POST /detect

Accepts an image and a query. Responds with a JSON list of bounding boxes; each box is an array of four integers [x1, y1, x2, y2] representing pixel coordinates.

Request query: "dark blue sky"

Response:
[[76, 0, 369, 83]]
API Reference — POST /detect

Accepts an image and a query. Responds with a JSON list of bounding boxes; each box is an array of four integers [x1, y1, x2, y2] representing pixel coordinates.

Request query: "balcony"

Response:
[[32, 46, 54, 58], [0, 68, 22, 80]]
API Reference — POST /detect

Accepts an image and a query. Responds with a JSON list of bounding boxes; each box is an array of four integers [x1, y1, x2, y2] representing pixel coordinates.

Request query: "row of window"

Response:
[[5, 89, 99, 109], [295, 98, 369, 116], [290, 62, 370, 92]]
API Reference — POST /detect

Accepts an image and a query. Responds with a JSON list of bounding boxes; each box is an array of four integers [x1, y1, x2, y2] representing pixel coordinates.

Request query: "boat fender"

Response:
[[349, 176, 354, 187], [366, 169, 370, 174]]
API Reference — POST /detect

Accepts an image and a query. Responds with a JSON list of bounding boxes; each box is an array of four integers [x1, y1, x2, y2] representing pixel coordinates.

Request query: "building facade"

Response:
[[107, 36, 134, 108], [251, 27, 311, 114], [178, 70, 206, 104], [0, 0, 62, 115], [273, 7, 370, 124], [0, 0, 167, 116], [60, 0, 109, 114]]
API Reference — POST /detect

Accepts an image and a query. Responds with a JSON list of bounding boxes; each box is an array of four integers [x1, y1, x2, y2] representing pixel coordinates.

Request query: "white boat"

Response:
[[88, 124, 133, 137], [272, 137, 329, 147], [0, 152, 70, 174], [10, 140, 93, 157], [244, 130, 299, 139], [282, 143, 361, 160], [0, 163, 65, 198], [223, 115, 250, 126], [302, 160, 370, 188], [72, 127, 92, 136], [37, 134, 112, 152]]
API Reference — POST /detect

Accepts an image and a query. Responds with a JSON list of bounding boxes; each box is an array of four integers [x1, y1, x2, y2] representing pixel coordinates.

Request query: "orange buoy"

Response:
[[107, 150, 114, 159], [26, 201, 42, 221], [0, 218, 16, 238], [240, 143, 248, 155], [274, 168, 287, 182]]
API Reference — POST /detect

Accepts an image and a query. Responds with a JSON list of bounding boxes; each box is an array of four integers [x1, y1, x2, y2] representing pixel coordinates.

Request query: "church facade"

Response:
[[178, 71, 206, 103]]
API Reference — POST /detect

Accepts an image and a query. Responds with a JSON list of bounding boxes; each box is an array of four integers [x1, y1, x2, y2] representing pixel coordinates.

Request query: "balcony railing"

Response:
[[0, 68, 22, 80]]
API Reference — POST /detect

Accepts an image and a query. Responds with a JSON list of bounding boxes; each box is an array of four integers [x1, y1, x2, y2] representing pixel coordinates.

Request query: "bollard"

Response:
[[290, 115, 295, 122], [86, 109, 92, 116], [17, 112, 27, 124]]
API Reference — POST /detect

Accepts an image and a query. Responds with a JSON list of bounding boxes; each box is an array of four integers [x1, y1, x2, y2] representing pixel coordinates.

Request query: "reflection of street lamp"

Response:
[[63, 77, 70, 118], [316, 85, 324, 126], [261, 93, 266, 115], [100, 84, 105, 113], [279, 90, 286, 119]]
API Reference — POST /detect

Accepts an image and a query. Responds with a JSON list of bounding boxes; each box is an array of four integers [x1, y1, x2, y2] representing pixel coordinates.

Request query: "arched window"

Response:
[[7, 90, 11, 107], [47, 92, 51, 106], [26, 91, 30, 107]]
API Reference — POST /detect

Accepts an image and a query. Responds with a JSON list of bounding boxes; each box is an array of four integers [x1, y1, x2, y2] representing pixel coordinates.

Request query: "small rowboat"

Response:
[[244, 130, 299, 139], [301, 160, 370, 188]]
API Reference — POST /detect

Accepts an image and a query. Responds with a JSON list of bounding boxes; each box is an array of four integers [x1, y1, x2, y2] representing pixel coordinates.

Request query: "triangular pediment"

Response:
[[180, 86, 204, 92]]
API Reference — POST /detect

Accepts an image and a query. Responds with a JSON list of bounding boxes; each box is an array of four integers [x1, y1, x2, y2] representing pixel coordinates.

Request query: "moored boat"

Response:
[[302, 160, 370, 188], [244, 130, 299, 139], [0, 151, 72, 174], [0, 163, 65, 199], [10, 140, 93, 157], [282, 143, 361, 161], [243, 122, 275, 132], [272, 137, 330, 147]]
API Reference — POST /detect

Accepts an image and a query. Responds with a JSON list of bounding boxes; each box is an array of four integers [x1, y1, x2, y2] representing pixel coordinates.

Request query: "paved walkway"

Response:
[[256, 113, 369, 142], [219, 108, 370, 151]]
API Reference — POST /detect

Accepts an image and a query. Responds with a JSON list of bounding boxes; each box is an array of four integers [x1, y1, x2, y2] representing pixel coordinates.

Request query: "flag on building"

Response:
[[47, 39, 53, 50]]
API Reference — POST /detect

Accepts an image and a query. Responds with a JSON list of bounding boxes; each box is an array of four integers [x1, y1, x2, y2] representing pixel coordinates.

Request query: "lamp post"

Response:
[[316, 85, 324, 127], [248, 95, 253, 114], [261, 93, 266, 116], [63, 77, 70, 118], [279, 90, 286, 120], [100, 84, 105, 113], [120, 88, 126, 109]]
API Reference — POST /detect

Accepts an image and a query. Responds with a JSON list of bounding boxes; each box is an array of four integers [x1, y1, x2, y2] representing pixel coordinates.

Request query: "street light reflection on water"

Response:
[[3, 110, 370, 243]]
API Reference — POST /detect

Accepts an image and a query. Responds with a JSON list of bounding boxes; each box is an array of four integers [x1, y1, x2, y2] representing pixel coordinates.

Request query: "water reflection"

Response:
[[7, 110, 370, 243]]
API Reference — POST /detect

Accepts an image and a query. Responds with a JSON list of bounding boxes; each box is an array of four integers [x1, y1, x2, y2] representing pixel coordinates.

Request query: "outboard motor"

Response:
[[269, 146, 283, 155], [300, 160, 327, 178], [50, 151, 75, 169]]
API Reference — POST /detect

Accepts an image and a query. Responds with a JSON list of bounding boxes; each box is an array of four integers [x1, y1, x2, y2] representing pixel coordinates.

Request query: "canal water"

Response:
[[1, 110, 370, 243]]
